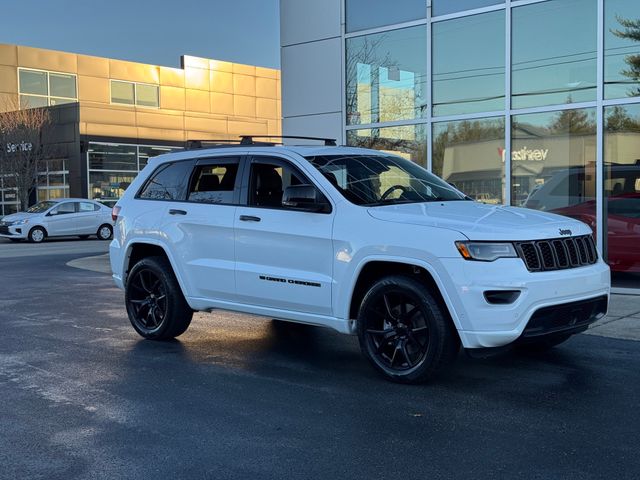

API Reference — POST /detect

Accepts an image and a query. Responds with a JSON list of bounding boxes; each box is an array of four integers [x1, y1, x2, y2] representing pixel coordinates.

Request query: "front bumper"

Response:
[[439, 257, 610, 348], [0, 224, 28, 239]]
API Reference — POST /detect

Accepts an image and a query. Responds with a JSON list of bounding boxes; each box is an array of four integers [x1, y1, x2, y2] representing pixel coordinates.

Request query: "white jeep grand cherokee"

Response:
[[110, 137, 610, 383]]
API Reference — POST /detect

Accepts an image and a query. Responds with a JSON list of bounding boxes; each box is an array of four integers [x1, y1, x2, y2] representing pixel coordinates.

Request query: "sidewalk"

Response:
[[67, 253, 640, 341]]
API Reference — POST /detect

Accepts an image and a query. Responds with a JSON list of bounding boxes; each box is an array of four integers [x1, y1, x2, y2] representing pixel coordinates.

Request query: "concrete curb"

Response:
[[67, 253, 640, 341]]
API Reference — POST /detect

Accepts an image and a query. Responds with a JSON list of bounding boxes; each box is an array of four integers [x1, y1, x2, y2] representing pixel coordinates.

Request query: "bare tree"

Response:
[[0, 97, 54, 211]]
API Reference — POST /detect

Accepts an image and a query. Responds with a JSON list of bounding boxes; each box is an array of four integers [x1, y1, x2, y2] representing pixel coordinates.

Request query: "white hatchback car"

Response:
[[0, 198, 114, 243]]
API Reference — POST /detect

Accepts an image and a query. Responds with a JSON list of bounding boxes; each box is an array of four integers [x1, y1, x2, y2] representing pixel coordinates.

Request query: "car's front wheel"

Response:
[[28, 226, 46, 243], [125, 256, 193, 340], [357, 275, 459, 384]]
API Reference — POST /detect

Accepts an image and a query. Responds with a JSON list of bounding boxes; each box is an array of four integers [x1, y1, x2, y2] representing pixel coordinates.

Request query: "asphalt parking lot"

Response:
[[0, 238, 638, 479]]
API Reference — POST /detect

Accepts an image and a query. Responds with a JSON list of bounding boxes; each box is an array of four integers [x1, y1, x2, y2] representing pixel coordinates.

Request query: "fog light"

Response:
[[484, 290, 521, 305]]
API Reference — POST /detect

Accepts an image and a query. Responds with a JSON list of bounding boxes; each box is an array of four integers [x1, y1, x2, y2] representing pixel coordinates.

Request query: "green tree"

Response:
[[605, 105, 640, 132]]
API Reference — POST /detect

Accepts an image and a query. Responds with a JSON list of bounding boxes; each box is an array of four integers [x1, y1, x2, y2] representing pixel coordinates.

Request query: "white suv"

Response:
[[110, 137, 610, 383]]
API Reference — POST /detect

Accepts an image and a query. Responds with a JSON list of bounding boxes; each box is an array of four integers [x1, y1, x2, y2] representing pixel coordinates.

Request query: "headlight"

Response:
[[455, 241, 518, 262], [12, 219, 29, 226]]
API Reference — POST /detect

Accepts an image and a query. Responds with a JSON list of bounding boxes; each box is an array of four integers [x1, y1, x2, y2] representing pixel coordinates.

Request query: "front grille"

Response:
[[0, 226, 10, 235], [515, 235, 597, 272], [522, 295, 608, 337]]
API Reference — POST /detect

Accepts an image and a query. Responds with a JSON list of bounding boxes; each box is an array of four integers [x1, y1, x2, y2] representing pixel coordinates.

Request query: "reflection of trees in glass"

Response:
[[346, 35, 396, 125], [432, 119, 503, 173], [550, 107, 596, 134], [605, 105, 640, 132], [612, 15, 640, 96], [348, 128, 426, 166]]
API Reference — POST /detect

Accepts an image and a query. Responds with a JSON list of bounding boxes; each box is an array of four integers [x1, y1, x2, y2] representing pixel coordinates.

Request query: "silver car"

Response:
[[0, 198, 114, 243]]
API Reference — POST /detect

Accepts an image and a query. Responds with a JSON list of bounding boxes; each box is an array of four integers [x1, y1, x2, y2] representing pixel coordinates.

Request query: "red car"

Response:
[[552, 192, 640, 273]]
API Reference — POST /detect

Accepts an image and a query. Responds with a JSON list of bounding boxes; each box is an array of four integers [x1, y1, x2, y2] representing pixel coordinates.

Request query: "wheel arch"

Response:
[[346, 258, 462, 333], [122, 240, 190, 300]]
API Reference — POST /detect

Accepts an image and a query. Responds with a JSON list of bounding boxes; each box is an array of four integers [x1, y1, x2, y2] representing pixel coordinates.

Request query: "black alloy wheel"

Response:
[[125, 256, 192, 340], [128, 267, 168, 334], [357, 275, 459, 383]]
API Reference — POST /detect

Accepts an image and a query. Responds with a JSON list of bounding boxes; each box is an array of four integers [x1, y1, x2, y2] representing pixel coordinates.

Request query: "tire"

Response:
[[357, 275, 459, 384], [97, 224, 113, 240], [28, 226, 46, 243], [125, 256, 193, 340], [517, 333, 573, 352]]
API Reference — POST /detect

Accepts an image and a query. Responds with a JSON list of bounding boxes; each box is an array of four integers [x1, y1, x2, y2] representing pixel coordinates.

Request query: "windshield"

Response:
[[26, 201, 58, 213], [306, 154, 468, 206]]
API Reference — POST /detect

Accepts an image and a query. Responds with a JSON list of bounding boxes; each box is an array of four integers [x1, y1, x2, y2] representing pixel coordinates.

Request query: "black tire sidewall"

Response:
[[125, 256, 191, 340], [97, 224, 113, 240], [28, 227, 46, 243], [357, 275, 458, 384]]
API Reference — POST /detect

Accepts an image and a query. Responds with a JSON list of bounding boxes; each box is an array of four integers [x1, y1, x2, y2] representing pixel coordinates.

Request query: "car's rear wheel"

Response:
[[125, 256, 193, 340], [28, 227, 46, 243], [97, 224, 113, 240], [357, 275, 459, 384]]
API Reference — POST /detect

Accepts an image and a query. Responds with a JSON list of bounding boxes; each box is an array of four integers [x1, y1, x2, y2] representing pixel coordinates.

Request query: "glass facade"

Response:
[[87, 142, 180, 206], [343, 0, 640, 290], [110, 80, 160, 108]]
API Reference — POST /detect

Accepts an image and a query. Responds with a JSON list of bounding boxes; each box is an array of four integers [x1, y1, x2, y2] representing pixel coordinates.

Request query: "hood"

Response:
[[1, 212, 37, 223], [367, 201, 592, 241]]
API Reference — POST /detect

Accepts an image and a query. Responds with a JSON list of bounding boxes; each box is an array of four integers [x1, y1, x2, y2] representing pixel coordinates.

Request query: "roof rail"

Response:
[[240, 135, 337, 146], [185, 139, 245, 150]]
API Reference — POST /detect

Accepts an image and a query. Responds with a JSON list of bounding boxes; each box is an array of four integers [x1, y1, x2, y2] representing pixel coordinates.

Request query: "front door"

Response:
[[234, 156, 334, 316], [46, 201, 77, 235]]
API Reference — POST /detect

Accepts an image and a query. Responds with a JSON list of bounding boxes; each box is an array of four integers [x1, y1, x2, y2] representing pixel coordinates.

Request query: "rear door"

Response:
[[165, 156, 242, 302], [234, 155, 334, 316], [76, 201, 101, 234]]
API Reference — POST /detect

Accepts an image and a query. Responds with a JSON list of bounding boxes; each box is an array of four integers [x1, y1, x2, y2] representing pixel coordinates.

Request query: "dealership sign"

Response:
[[5, 141, 33, 154], [498, 146, 549, 162]]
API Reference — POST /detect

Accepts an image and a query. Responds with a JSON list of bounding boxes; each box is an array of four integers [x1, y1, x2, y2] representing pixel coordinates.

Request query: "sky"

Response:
[[0, 0, 280, 69]]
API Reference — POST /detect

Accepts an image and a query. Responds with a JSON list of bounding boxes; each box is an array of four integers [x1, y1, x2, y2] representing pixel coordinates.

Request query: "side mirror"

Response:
[[282, 184, 331, 213], [47, 210, 58, 216]]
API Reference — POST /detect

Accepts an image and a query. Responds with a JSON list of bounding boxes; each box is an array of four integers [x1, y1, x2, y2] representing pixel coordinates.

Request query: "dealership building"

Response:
[[280, 0, 640, 291], [0, 43, 281, 212]]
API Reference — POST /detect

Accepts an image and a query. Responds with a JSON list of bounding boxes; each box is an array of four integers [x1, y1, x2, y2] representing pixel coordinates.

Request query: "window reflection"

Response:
[[605, 0, 640, 99], [432, 117, 505, 203], [432, 0, 503, 17], [346, 0, 425, 33], [346, 26, 427, 125], [432, 10, 505, 116], [514, 109, 596, 225], [347, 125, 427, 166], [512, 0, 597, 109], [604, 104, 640, 287]]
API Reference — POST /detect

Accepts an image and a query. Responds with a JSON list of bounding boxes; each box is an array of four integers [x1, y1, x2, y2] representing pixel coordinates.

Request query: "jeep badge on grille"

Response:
[[559, 228, 572, 236]]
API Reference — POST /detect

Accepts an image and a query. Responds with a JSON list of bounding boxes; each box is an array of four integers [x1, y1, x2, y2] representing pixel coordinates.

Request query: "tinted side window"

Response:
[[188, 160, 239, 205], [249, 160, 306, 208], [138, 161, 193, 201], [79, 202, 96, 212]]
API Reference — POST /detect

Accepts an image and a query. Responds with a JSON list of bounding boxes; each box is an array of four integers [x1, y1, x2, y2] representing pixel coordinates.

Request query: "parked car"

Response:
[[552, 193, 640, 273], [110, 137, 610, 384], [0, 198, 114, 243]]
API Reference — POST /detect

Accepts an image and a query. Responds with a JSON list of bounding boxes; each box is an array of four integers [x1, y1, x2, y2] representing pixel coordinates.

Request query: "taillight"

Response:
[[112, 205, 121, 222]]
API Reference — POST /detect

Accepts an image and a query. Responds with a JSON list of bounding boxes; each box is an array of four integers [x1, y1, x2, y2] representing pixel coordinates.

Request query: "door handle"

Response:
[[239, 215, 261, 222], [169, 209, 187, 215]]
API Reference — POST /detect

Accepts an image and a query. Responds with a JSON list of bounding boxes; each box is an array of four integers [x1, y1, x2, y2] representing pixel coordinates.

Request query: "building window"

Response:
[[512, 108, 596, 214], [36, 160, 70, 202], [605, 0, 640, 99], [346, 124, 427, 166], [18, 68, 77, 109], [604, 103, 640, 288], [87, 142, 181, 206], [511, 0, 597, 109], [345, 0, 425, 33], [432, 117, 505, 203], [432, 0, 503, 17], [110, 80, 159, 108], [346, 25, 427, 125], [432, 10, 505, 116]]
